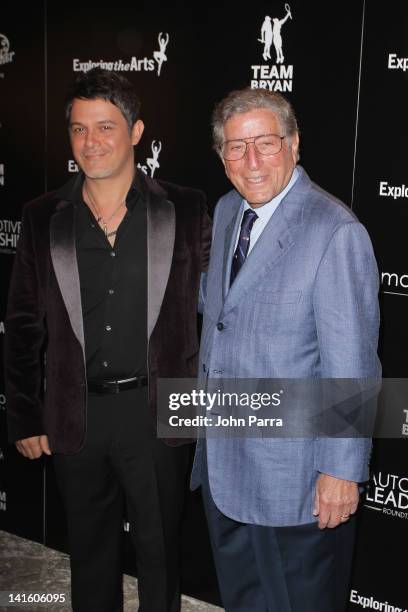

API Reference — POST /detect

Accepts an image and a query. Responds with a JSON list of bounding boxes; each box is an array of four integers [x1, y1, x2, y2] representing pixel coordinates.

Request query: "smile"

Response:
[[84, 152, 107, 159], [246, 176, 267, 184]]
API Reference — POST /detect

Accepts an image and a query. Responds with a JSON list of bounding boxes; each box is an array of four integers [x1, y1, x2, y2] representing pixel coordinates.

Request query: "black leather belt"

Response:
[[87, 376, 148, 394]]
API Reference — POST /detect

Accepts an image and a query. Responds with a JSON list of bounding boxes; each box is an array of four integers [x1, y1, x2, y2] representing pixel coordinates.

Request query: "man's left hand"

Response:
[[313, 473, 359, 529]]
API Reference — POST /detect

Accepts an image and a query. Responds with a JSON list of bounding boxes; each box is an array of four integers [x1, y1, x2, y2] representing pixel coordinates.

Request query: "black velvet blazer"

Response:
[[4, 171, 211, 453]]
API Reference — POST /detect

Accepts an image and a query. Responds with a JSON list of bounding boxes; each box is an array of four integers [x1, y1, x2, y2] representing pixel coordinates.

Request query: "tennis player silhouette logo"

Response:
[[153, 33, 169, 76], [258, 4, 292, 64]]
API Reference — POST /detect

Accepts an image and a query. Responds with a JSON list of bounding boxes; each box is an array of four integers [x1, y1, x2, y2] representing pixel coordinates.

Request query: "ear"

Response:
[[221, 157, 232, 182], [290, 132, 300, 164], [131, 119, 145, 146]]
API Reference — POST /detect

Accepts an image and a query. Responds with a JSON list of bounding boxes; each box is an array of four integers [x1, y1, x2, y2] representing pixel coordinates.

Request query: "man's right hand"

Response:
[[15, 435, 51, 459]]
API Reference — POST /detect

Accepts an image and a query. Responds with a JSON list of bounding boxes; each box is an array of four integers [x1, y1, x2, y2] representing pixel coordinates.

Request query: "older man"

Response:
[[191, 88, 380, 612]]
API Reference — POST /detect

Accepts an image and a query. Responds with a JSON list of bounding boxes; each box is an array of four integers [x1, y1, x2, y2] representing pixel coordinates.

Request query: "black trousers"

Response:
[[201, 460, 356, 612], [53, 388, 190, 612]]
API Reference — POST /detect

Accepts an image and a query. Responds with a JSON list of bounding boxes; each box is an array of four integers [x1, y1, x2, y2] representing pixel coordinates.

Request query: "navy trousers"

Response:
[[201, 458, 356, 612]]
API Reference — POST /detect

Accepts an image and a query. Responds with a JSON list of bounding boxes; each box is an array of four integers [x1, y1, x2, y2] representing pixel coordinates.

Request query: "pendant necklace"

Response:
[[85, 185, 125, 238]]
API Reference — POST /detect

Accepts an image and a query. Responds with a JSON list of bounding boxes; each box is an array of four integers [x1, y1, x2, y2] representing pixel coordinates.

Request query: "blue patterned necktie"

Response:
[[230, 208, 258, 286]]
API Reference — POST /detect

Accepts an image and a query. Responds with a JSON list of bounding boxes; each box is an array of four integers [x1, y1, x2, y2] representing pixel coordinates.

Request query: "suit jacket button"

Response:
[[217, 322, 224, 331]]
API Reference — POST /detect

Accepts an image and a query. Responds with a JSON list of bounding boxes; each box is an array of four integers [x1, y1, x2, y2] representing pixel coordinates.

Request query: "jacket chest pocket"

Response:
[[239, 290, 303, 339]]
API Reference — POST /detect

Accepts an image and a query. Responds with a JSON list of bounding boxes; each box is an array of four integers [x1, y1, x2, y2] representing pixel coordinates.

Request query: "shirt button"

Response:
[[110, 251, 116, 257], [105, 325, 112, 331], [108, 289, 114, 295], [102, 361, 108, 367], [217, 322, 224, 331]]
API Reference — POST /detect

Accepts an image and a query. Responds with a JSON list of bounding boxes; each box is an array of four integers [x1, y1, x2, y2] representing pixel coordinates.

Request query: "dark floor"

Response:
[[0, 531, 222, 612]]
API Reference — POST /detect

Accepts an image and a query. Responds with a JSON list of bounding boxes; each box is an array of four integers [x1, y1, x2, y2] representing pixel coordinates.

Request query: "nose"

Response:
[[245, 141, 261, 170], [84, 128, 99, 148]]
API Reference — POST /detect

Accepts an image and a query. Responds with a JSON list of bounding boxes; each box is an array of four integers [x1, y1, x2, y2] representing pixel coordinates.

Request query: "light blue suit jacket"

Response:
[[191, 166, 381, 526]]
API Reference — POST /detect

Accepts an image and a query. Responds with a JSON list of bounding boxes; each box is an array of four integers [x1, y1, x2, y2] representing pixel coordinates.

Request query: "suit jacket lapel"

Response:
[[146, 188, 175, 339], [50, 201, 85, 354], [49, 192, 176, 350], [49, 171, 176, 349]]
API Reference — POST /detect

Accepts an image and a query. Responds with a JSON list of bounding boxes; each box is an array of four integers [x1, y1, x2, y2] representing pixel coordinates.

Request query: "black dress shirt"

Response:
[[74, 174, 147, 380]]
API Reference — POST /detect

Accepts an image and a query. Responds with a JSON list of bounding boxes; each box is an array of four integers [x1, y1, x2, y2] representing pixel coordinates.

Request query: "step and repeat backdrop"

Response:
[[1, 1, 407, 608]]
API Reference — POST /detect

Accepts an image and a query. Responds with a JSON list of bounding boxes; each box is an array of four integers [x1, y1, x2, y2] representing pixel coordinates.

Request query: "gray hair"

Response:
[[212, 87, 299, 157]]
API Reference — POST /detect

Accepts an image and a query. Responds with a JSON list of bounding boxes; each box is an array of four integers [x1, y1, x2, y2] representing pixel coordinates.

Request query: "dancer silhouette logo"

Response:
[[138, 140, 163, 178], [146, 140, 162, 177], [251, 4, 294, 91], [153, 33, 169, 77]]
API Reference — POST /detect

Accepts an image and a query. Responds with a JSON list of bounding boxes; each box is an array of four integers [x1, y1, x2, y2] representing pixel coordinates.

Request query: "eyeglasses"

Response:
[[221, 133, 286, 161]]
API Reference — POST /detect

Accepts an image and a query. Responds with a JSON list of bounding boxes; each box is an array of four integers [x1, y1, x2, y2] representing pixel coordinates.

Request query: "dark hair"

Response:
[[64, 68, 141, 131]]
